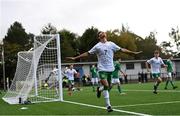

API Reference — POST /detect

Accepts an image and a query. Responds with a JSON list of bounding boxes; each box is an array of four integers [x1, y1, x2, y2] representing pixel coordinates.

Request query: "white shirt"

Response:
[[88, 41, 121, 72], [147, 57, 164, 73], [51, 68, 59, 80], [65, 69, 77, 80]]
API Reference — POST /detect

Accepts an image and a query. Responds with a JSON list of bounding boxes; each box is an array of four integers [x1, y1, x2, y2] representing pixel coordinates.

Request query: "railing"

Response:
[[122, 72, 180, 84]]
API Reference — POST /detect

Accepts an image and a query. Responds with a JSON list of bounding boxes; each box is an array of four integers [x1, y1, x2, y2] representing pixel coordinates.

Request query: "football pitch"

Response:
[[0, 81, 180, 115]]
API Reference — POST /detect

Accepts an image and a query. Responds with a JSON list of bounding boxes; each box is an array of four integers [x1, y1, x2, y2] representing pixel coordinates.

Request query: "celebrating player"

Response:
[[66, 31, 142, 112]]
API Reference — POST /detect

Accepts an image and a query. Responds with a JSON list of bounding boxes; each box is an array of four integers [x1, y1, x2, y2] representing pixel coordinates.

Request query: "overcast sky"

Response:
[[0, 0, 180, 45]]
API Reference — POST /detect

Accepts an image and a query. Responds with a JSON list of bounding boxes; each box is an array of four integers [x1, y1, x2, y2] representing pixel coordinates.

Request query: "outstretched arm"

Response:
[[162, 64, 167, 68], [146, 62, 150, 72], [120, 69, 126, 77], [66, 52, 89, 60], [121, 48, 142, 54]]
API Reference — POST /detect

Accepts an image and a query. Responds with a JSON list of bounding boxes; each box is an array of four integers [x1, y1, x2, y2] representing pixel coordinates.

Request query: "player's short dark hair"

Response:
[[167, 54, 173, 58], [97, 31, 103, 36], [154, 50, 159, 54]]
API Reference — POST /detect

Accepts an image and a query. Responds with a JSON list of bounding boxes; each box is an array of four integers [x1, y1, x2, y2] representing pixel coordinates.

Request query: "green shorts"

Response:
[[152, 73, 160, 78], [68, 80, 74, 85], [112, 76, 119, 79], [98, 71, 112, 81]]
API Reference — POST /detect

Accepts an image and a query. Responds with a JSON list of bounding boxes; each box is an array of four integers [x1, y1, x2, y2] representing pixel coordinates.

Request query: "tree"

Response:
[[159, 27, 180, 56], [41, 23, 57, 34], [106, 27, 138, 60], [58, 29, 77, 62], [160, 41, 174, 55], [78, 26, 99, 61], [169, 27, 180, 56], [135, 32, 161, 59], [3, 21, 32, 80], [4, 21, 29, 48], [79, 26, 99, 52]]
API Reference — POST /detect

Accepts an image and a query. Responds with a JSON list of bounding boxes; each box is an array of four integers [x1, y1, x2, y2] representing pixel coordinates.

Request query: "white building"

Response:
[[62, 58, 180, 81]]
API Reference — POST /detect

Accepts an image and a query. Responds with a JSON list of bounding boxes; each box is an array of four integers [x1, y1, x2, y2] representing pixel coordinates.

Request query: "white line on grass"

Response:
[[124, 89, 180, 93], [63, 100, 151, 116], [113, 100, 180, 108], [77, 88, 180, 93]]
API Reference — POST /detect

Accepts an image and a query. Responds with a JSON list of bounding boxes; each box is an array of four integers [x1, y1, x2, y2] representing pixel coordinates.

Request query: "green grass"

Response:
[[0, 81, 180, 115]]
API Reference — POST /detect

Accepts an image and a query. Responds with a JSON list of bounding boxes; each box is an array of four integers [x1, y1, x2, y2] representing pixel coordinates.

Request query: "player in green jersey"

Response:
[[90, 64, 99, 92], [111, 59, 126, 94], [164, 56, 178, 89]]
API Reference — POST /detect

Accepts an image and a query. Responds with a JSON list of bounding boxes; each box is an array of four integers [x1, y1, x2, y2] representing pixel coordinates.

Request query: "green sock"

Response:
[[170, 81, 175, 87], [92, 86, 95, 91], [165, 80, 169, 88], [109, 85, 112, 92], [117, 85, 122, 93], [155, 82, 160, 87], [104, 86, 109, 90]]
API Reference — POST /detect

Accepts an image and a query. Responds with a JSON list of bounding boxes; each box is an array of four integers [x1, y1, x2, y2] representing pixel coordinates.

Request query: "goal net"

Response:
[[2, 34, 63, 104]]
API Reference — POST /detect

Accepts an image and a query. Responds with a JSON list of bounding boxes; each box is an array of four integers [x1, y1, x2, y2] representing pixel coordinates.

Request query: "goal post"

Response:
[[56, 34, 63, 101], [2, 34, 63, 104]]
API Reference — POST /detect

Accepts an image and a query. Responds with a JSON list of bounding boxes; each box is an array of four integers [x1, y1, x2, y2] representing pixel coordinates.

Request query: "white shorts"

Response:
[[166, 72, 173, 81], [167, 72, 172, 77], [91, 78, 99, 84], [111, 78, 120, 84]]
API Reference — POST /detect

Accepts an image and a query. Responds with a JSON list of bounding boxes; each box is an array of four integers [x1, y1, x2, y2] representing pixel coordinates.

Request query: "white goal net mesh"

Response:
[[3, 34, 63, 104]]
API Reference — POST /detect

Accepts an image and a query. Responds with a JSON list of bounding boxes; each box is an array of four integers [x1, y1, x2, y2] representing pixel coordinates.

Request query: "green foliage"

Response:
[[78, 26, 99, 61], [1, 21, 171, 81], [169, 27, 180, 57], [3, 21, 32, 80], [4, 22, 29, 47], [79, 26, 99, 52], [160, 41, 174, 56], [169, 27, 180, 49], [41, 23, 57, 34], [58, 29, 77, 62], [135, 32, 161, 59], [107, 29, 137, 60], [160, 27, 180, 57]]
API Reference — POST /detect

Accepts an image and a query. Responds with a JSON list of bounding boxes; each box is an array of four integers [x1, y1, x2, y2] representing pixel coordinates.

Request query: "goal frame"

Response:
[[2, 34, 63, 104]]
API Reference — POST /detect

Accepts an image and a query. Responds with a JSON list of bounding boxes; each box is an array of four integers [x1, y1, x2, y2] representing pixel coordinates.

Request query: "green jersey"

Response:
[[166, 59, 173, 72], [112, 61, 121, 78], [90, 67, 97, 78]]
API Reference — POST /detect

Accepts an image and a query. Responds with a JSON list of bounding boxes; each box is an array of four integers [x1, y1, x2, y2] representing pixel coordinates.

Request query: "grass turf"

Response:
[[0, 81, 180, 115]]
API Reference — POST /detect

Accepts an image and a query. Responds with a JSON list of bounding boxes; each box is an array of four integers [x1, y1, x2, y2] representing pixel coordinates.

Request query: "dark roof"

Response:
[[62, 58, 180, 65]]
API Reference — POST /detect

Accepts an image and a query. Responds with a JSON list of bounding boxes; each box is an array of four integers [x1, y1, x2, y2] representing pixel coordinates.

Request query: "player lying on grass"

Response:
[[45, 66, 59, 95], [66, 31, 142, 112]]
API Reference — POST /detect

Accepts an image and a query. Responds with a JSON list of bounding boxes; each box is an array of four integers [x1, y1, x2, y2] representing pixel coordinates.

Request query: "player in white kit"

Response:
[[64, 64, 77, 96], [146, 50, 167, 94], [67, 31, 142, 112], [46, 66, 59, 95]]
